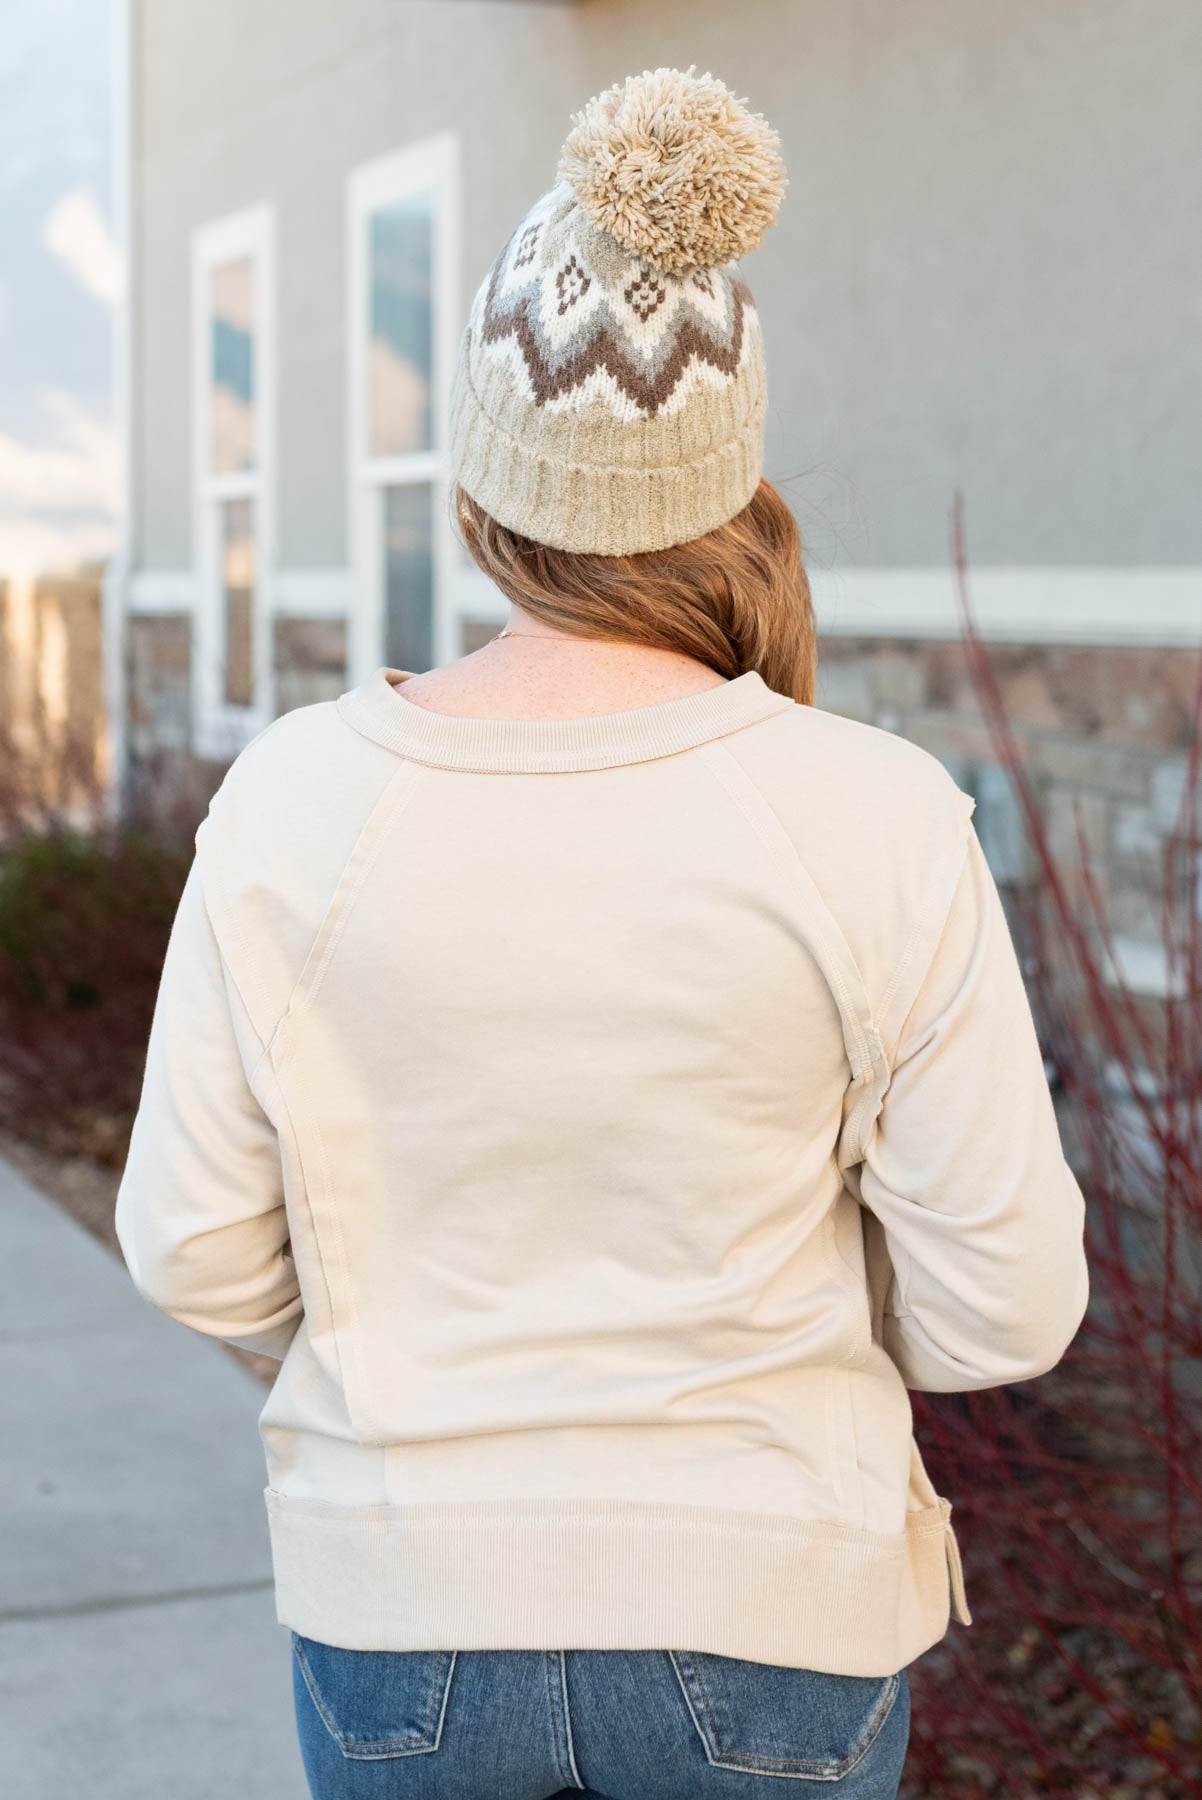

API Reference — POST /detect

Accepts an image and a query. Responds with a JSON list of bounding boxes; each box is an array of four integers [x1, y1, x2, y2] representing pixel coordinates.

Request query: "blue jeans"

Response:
[[292, 1634, 911, 1798]]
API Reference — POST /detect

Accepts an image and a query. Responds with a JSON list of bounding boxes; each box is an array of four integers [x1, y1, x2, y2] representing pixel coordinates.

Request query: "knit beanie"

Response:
[[448, 66, 787, 556]]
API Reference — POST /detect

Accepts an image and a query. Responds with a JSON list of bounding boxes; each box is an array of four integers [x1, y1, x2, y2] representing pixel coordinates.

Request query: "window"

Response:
[[369, 192, 435, 459], [211, 257, 257, 474], [192, 206, 274, 752], [383, 482, 435, 671], [220, 496, 256, 707], [348, 134, 473, 681]]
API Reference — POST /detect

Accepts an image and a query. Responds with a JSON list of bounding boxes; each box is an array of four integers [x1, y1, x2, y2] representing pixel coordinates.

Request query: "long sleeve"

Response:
[[859, 823, 1089, 1392], [114, 853, 303, 1361]]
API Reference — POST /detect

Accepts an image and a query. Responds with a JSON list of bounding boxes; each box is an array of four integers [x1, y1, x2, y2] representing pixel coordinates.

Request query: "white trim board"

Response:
[[128, 568, 352, 620], [128, 571, 198, 614], [810, 567, 1202, 648], [271, 569, 354, 617], [190, 201, 277, 759], [346, 130, 461, 686], [124, 563, 1202, 648]]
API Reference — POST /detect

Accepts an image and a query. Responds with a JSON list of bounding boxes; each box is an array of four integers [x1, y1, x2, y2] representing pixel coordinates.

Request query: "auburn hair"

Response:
[[452, 478, 817, 706]]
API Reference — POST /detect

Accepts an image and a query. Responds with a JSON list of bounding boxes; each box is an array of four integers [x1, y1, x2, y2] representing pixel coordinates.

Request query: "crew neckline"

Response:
[[336, 666, 797, 774]]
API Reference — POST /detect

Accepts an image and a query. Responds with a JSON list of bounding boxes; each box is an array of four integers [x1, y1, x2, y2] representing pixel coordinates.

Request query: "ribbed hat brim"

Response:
[[449, 333, 766, 556]]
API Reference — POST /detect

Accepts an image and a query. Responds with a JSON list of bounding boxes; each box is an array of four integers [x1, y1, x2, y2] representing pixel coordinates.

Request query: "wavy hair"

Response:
[[452, 477, 817, 706]]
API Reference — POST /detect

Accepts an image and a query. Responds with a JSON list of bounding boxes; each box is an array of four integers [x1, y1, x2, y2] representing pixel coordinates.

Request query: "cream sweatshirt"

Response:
[[115, 665, 1089, 1675]]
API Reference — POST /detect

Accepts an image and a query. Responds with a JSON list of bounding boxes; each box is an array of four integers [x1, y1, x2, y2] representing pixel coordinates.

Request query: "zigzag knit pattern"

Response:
[[478, 183, 757, 422], [448, 182, 768, 554]]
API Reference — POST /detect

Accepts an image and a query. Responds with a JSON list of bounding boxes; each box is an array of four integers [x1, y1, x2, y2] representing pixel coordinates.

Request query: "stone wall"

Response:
[[127, 613, 352, 748], [126, 614, 192, 756], [273, 616, 348, 713], [816, 637, 1201, 998]]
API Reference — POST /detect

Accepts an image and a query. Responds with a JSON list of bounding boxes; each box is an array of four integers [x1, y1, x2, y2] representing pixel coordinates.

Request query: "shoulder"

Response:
[[725, 701, 977, 1006], [192, 700, 405, 1036], [736, 699, 972, 834], [203, 697, 384, 796], [196, 699, 400, 850]]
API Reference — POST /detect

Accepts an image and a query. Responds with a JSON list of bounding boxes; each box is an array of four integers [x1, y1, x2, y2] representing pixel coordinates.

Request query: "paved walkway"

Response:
[[0, 1153, 306, 1797]]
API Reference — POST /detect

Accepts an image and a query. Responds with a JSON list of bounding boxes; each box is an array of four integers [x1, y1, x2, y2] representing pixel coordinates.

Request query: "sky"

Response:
[[0, 0, 118, 577]]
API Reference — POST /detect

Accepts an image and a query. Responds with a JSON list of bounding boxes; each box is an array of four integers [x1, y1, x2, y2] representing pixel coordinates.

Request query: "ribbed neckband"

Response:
[[336, 666, 796, 774]]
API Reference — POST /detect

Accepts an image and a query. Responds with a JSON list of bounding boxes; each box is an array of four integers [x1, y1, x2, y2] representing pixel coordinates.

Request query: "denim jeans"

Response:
[[292, 1634, 911, 1799]]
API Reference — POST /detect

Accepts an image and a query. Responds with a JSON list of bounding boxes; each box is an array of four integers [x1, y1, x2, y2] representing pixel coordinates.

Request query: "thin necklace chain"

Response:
[[490, 627, 602, 644]]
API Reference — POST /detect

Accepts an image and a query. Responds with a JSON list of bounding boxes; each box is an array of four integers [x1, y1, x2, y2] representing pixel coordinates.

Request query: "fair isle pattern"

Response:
[[475, 183, 759, 421], [448, 181, 769, 554]]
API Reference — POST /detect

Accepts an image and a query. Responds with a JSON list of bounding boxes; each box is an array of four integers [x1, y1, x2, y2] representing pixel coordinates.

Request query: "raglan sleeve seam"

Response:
[[191, 821, 281, 1085], [875, 780, 979, 1065]]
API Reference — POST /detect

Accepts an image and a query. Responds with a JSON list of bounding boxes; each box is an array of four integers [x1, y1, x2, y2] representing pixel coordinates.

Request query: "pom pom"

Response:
[[557, 65, 787, 277]]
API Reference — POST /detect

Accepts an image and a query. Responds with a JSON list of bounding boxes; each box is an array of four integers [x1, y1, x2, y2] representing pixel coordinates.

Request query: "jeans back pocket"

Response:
[[669, 1650, 905, 1781], [292, 1633, 457, 1761]]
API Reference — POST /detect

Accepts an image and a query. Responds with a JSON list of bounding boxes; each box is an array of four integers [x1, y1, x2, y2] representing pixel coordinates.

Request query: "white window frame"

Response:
[[346, 132, 464, 684], [191, 203, 276, 758]]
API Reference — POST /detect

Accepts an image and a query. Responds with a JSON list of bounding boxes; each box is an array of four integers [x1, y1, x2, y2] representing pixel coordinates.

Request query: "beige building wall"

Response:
[[131, 0, 1201, 573], [574, 0, 1201, 569], [133, 0, 586, 572]]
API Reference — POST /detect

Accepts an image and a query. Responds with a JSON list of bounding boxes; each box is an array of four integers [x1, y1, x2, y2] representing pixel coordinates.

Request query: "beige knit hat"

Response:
[[448, 66, 788, 556]]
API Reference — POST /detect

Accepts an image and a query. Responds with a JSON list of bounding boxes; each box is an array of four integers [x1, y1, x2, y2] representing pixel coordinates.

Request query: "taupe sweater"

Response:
[[115, 666, 1089, 1674]]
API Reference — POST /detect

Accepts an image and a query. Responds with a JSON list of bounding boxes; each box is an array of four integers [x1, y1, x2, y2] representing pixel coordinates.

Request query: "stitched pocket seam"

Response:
[[668, 1651, 900, 1780], [292, 1636, 456, 1760]]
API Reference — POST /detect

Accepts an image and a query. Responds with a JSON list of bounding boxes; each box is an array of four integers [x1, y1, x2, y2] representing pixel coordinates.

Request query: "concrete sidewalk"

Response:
[[0, 1153, 306, 1797]]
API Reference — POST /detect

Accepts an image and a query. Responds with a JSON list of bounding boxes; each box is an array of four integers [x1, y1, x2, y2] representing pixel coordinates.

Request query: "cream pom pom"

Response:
[[556, 65, 787, 277]]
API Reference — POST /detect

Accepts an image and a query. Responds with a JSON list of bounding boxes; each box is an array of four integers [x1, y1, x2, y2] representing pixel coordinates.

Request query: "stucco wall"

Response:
[[571, 0, 1201, 569], [132, 0, 1201, 572], [133, 0, 586, 570]]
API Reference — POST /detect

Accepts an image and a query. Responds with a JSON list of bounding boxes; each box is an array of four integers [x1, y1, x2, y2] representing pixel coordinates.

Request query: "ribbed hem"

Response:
[[449, 344, 766, 557], [265, 1490, 969, 1676], [336, 667, 797, 774]]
